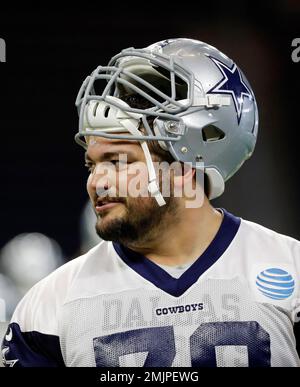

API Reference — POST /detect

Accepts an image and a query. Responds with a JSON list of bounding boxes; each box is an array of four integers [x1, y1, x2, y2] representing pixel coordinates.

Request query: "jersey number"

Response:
[[93, 321, 271, 367]]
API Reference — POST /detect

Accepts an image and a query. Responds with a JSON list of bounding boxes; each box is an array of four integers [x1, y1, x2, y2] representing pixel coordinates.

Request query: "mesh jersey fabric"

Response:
[[2, 208, 300, 367]]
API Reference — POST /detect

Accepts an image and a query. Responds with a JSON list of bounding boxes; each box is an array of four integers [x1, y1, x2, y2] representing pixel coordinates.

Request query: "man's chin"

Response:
[[95, 210, 128, 241], [96, 214, 121, 230], [95, 218, 126, 242]]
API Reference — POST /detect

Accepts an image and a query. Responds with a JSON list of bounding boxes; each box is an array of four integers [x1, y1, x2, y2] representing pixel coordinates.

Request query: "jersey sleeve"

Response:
[[1, 268, 66, 367], [1, 249, 90, 367], [1, 322, 64, 367]]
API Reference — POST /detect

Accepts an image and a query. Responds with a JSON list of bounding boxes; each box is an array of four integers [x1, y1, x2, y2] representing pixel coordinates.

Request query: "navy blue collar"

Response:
[[113, 208, 241, 297]]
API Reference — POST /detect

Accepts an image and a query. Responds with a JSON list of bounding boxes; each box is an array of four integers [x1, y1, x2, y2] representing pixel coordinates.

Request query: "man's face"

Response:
[[85, 136, 179, 245]]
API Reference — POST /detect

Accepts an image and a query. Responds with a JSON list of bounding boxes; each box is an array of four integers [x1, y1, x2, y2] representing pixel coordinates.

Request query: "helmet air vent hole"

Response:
[[202, 125, 225, 142], [104, 106, 110, 118]]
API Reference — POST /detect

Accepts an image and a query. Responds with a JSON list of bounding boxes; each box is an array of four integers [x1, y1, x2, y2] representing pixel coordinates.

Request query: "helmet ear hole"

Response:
[[202, 125, 225, 142]]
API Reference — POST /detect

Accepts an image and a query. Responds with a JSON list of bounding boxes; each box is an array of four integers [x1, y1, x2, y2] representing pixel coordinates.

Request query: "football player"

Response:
[[2, 38, 300, 367]]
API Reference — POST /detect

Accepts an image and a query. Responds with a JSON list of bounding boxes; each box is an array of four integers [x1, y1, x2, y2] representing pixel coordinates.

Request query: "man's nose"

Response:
[[90, 164, 116, 197], [96, 181, 110, 198]]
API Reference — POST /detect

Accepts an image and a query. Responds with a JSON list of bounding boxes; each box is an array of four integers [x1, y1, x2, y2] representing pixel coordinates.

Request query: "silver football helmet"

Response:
[[75, 38, 258, 204]]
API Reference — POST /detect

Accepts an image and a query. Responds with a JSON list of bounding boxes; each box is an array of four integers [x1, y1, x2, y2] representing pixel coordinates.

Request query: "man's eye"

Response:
[[84, 160, 130, 173]]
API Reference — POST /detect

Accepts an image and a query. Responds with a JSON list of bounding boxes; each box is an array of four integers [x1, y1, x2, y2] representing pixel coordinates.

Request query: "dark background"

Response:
[[0, 1, 299, 260]]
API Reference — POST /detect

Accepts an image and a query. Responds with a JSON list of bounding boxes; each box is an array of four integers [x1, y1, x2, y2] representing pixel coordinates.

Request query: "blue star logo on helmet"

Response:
[[208, 56, 253, 124], [256, 268, 295, 300]]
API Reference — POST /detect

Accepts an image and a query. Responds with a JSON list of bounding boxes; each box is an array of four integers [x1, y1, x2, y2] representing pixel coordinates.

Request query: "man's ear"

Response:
[[173, 163, 195, 189], [173, 164, 205, 206]]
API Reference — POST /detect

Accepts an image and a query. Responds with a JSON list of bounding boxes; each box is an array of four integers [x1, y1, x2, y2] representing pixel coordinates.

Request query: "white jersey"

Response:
[[2, 209, 300, 367]]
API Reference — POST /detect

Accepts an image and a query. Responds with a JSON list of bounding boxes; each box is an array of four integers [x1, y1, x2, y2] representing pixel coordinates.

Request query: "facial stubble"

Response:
[[95, 196, 179, 246]]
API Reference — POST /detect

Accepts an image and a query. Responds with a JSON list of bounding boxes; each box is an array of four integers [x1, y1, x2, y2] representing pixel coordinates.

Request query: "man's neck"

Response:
[[126, 200, 223, 266]]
